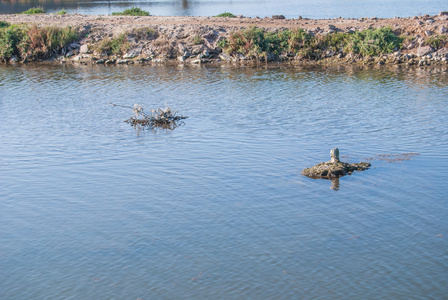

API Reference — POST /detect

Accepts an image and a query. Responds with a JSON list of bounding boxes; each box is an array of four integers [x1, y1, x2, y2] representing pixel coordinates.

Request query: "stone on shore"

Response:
[[417, 45, 435, 57], [79, 44, 89, 54]]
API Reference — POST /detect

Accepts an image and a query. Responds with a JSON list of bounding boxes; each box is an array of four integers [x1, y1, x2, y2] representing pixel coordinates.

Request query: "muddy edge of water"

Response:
[[1, 12, 448, 67]]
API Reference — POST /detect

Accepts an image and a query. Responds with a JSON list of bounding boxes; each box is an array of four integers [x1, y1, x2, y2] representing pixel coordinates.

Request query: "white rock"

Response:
[[79, 44, 89, 54]]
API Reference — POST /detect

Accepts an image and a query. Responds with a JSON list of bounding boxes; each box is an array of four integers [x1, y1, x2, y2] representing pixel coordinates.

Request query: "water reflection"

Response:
[[330, 178, 340, 191]]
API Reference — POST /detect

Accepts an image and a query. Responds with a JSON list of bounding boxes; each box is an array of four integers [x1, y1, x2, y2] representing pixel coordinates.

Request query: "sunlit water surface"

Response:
[[0, 64, 447, 299], [1, 0, 447, 18]]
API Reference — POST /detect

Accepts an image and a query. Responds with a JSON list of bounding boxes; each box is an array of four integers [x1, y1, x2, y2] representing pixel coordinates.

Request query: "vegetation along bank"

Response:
[[1, 10, 448, 66]]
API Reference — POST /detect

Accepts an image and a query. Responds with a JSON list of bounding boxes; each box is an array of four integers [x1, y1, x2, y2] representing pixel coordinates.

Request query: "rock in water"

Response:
[[301, 148, 371, 179]]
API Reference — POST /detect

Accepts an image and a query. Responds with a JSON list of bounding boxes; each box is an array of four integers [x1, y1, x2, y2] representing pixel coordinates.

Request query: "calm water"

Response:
[[1, 63, 448, 299], [0, 0, 447, 18]]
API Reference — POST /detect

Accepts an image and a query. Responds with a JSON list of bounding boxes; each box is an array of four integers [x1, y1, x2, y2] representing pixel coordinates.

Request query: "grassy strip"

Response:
[[219, 26, 405, 60], [20, 7, 46, 14], [0, 24, 78, 61], [112, 7, 150, 16], [214, 12, 236, 18]]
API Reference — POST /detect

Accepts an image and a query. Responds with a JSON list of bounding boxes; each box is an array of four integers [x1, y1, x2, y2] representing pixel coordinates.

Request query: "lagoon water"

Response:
[[1, 0, 447, 18], [1, 63, 448, 299]]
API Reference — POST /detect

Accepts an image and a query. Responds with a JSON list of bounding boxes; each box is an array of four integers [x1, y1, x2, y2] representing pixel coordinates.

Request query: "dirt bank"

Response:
[[1, 12, 448, 66]]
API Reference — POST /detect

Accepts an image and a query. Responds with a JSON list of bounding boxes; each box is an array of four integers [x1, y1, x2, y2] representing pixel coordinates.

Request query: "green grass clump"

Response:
[[20, 7, 46, 14], [425, 35, 447, 50], [0, 25, 26, 59], [346, 27, 403, 56], [214, 12, 236, 18], [95, 33, 130, 55], [221, 26, 311, 59], [192, 34, 203, 45], [55, 9, 68, 15], [112, 7, 150, 16], [0, 21, 10, 28]]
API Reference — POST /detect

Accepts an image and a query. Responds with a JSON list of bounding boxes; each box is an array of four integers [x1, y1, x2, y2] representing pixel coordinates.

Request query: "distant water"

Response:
[[1, 63, 447, 299], [0, 0, 447, 18]]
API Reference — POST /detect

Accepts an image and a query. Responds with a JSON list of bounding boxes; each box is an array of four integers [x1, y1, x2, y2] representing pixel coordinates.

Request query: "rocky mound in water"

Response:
[[302, 148, 371, 179]]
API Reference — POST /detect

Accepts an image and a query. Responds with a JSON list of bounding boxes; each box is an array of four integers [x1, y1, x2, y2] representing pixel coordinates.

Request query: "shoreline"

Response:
[[1, 12, 447, 67]]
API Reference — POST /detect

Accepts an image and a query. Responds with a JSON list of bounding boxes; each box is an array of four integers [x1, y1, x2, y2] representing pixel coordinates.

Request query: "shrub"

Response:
[[0, 25, 26, 60], [217, 38, 227, 49], [214, 12, 236, 18], [425, 35, 447, 50], [1, 24, 78, 60], [20, 7, 46, 14], [346, 27, 403, 56], [95, 33, 130, 55], [55, 9, 68, 15], [221, 27, 312, 59], [306, 32, 349, 59], [112, 7, 150, 16], [192, 34, 203, 45], [0, 21, 10, 28], [129, 27, 158, 41], [19, 25, 79, 59]]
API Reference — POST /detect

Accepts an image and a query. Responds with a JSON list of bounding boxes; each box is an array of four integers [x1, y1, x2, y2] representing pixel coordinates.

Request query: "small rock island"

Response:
[[301, 148, 371, 179]]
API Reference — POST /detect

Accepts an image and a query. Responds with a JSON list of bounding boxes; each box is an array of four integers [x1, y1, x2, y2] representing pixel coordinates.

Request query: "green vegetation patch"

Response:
[[0, 24, 78, 61], [0, 25, 26, 59], [425, 35, 447, 50], [214, 12, 236, 18], [220, 26, 312, 59], [94, 33, 130, 55], [0, 21, 10, 28], [20, 7, 46, 14], [55, 9, 68, 15], [112, 7, 150, 16], [346, 27, 403, 56], [219, 26, 404, 60]]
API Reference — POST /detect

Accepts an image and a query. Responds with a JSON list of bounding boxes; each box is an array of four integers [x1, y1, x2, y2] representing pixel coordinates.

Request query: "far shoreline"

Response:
[[1, 12, 447, 67]]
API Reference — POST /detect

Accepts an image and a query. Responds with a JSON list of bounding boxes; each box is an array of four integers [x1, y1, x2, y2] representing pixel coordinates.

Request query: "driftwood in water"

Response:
[[302, 148, 371, 179], [109, 103, 187, 130]]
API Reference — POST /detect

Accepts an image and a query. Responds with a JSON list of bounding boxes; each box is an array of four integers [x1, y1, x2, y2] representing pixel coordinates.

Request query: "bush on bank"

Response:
[[112, 7, 150, 16], [0, 24, 78, 61], [214, 12, 236, 18], [218, 26, 404, 60], [20, 7, 46, 15]]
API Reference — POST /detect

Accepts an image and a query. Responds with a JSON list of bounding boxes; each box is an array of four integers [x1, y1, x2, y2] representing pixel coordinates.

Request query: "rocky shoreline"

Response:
[[1, 12, 448, 66]]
